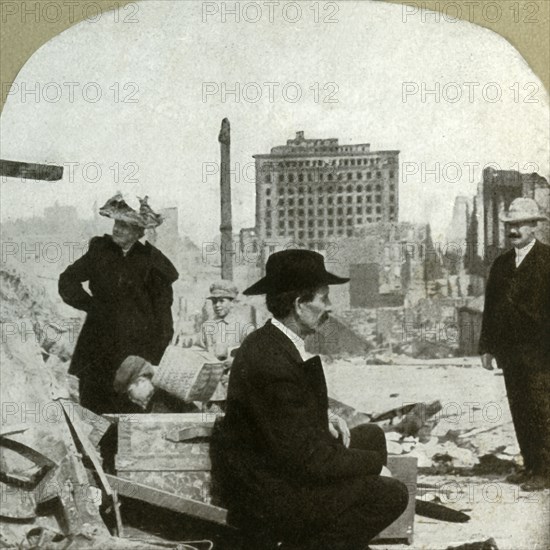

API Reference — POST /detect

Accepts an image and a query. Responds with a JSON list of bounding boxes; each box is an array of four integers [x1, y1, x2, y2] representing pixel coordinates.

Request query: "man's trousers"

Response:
[[238, 424, 409, 550], [498, 347, 550, 478]]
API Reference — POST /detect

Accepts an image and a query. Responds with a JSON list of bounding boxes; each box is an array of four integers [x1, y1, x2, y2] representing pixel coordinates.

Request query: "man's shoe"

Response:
[[505, 470, 531, 484], [520, 475, 550, 491]]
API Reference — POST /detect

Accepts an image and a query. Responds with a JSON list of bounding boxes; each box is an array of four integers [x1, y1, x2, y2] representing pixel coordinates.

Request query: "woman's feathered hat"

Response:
[[99, 192, 163, 228]]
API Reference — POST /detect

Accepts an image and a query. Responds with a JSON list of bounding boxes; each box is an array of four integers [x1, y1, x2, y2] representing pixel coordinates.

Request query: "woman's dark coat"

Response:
[[59, 235, 178, 387], [211, 320, 383, 538]]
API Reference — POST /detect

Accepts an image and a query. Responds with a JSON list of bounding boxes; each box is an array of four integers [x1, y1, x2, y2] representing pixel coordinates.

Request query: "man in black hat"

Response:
[[59, 193, 178, 414], [211, 250, 408, 549]]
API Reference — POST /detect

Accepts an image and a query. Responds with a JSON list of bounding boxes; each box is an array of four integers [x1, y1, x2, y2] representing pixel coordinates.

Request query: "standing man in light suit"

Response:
[[479, 197, 550, 491]]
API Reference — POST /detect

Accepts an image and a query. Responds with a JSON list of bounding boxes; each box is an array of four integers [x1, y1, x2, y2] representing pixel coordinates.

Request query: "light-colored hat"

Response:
[[208, 280, 238, 300], [99, 192, 163, 229], [499, 197, 548, 224]]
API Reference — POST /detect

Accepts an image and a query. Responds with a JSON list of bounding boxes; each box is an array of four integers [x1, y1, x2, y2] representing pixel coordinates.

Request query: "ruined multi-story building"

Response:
[[466, 167, 550, 278], [295, 221, 438, 311], [482, 168, 549, 254], [253, 131, 399, 247], [446, 195, 471, 246]]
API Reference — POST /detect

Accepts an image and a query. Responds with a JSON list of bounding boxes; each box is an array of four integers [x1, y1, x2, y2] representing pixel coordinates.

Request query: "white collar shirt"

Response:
[[270, 318, 311, 361], [514, 239, 536, 267]]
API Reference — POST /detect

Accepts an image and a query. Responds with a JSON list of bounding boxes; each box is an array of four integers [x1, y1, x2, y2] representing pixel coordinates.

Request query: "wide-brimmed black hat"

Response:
[[243, 249, 349, 295]]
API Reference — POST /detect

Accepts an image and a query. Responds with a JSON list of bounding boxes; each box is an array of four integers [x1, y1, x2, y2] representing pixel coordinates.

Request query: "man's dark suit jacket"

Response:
[[479, 239, 550, 363], [211, 320, 383, 535]]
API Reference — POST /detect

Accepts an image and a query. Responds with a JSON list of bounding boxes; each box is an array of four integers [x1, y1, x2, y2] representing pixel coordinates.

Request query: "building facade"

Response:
[[296, 221, 436, 311], [253, 131, 399, 246], [446, 195, 471, 245], [466, 167, 550, 278], [482, 167, 549, 254]]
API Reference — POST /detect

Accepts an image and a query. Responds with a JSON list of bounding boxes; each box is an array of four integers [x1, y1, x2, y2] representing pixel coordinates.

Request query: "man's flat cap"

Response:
[[114, 355, 153, 393], [208, 281, 238, 300]]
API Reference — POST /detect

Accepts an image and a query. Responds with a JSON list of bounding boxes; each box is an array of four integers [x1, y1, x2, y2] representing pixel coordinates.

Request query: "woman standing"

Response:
[[59, 193, 178, 414]]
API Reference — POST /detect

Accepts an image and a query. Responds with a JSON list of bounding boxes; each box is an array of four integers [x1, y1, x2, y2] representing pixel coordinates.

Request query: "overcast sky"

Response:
[[1, 0, 548, 244]]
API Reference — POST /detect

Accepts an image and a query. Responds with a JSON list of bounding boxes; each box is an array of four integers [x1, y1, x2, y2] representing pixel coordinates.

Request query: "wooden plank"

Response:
[[165, 426, 213, 442], [370, 403, 419, 423], [0, 159, 63, 181], [120, 471, 212, 503], [60, 400, 113, 497], [373, 456, 417, 544], [115, 414, 214, 457], [70, 402, 114, 447], [112, 489, 124, 538], [58, 453, 109, 536], [38, 454, 108, 535], [106, 413, 215, 424], [115, 454, 211, 472], [117, 415, 133, 455], [105, 473, 230, 527], [60, 400, 123, 536], [0, 423, 29, 437]]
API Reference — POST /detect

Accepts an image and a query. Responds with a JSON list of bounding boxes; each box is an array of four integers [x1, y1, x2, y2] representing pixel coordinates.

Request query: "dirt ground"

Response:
[[388, 475, 549, 550], [324, 358, 550, 550]]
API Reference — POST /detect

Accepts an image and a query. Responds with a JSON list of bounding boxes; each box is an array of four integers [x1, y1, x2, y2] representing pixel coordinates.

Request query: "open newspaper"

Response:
[[152, 346, 225, 403]]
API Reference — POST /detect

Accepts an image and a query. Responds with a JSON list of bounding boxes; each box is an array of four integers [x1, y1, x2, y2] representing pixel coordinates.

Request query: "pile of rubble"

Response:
[[0, 262, 202, 548], [1, 259, 81, 395], [367, 401, 520, 474], [339, 303, 461, 362], [1, 321, 214, 548]]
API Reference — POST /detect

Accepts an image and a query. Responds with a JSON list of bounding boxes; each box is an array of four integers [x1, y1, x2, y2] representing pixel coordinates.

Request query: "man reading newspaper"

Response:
[[114, 347, 225, 413]]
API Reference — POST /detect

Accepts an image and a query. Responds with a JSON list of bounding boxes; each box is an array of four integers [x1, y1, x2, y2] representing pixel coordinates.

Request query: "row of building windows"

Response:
[[266, 182, 396, 196], [265, 170, 395, 184], [261, 156, 394, 170], [264, 221, 395, 240], [267, 194, 396, 208], [264, 205, 394, 226], [268, 212, 384, 229], [266, 194, 396, 206]]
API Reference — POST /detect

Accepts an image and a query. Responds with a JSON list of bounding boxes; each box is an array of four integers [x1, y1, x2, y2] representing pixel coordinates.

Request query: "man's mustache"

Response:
[[508, 233, 520, 238]]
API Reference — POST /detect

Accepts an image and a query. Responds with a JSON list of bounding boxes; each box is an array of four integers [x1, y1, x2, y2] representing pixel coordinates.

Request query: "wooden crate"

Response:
[[115, 415, 416, 544], [115, 413, 217, 504], [373, 455, 417, 545]]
